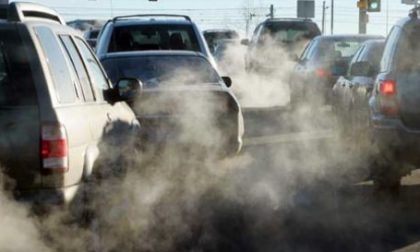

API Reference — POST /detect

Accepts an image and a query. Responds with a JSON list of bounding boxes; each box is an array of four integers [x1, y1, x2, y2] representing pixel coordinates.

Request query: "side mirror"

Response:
[[222, 76, 232, 88], [116, 78, 143, 101], [240, 39, 249, 46], [350, 61, 371, 77], [331, 61, 349, 76]]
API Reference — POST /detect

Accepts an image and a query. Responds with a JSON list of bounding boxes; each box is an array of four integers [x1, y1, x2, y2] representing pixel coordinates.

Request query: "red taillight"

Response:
[[41, 123, 68, 173], [379, 80, 397, 96], [379, 80, 398, 116], [315, 68, 331, 78]]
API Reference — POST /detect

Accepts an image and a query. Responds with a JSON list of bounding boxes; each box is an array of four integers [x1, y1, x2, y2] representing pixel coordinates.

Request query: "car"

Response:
[[213, 39, 243, 75], [100, 51, 244, 156], [0, 2, 140, 205], [332, 39, 385, 136], [95, 14, 217, 68], [84, 28, 101, 49], [203, 29, 239, 53], [289, 34, 383, 107], [242, 18, 321, 73], [368, 8, 420, 189]]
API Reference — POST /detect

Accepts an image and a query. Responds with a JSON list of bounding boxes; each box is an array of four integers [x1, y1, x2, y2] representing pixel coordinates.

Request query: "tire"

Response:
[[372, 165, 402, 193]]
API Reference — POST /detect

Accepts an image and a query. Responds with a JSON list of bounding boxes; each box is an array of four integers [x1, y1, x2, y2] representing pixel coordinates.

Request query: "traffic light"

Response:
[[367, 0, 381, 12]]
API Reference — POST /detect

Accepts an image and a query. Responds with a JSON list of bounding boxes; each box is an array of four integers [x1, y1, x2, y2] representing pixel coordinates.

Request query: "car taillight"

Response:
[[41, 123, 68, 174], [315, 68, 331, 78], [379, 80, 397, 96], [379, 80, 398, 117]]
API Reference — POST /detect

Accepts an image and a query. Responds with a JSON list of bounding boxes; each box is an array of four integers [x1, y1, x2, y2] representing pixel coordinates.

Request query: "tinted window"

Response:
[[102, 55, 220, 87], [60, 35, 95, 101], [312, 38, 368, 62], [380, 27, 400, 72], [36, 26, 77, 103], [75, 38, 109, 99], [260, 22, 320, 43], [0, 29, 36, 106], [109, 24, 200, 52], [395, 26, 420, 73], [359, 43, 384, 67], [300, 39, 319, 61]]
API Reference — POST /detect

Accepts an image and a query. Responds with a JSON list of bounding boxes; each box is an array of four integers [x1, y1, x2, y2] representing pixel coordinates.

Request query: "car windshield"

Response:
[[310, 38, 370, 63], [108, 24, 200, 52], [102, 55, 221, 87], [259, 22, 319, 44]]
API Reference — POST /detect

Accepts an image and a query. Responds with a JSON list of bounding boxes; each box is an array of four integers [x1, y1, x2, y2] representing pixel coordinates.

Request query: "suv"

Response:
[[369, 8, 420, 189], [0, 2, 140, 204], [95, 14, 216, 67], [242, 18, 321, 72], [203, 29, 239, 53]]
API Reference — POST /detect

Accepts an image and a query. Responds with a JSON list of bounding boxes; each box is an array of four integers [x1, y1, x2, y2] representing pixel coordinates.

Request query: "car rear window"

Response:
[[260, 22, 320, 43], [311, 38, 370, 63], [0, 28, 36, 106], [102, 55, 221, 87], [108, 24, 200, 52], [396, 26, 420, 73]]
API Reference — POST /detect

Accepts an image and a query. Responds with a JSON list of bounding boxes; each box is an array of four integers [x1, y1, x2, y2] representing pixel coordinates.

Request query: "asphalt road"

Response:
[[229, 105, 420, 252]]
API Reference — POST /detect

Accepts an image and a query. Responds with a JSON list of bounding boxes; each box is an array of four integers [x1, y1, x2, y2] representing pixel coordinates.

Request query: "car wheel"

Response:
[[372, 165, 401, 193]]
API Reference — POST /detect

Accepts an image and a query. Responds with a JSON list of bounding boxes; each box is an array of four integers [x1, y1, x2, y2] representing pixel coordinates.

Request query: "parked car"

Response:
[[203, 29, 239, 53], [289, 34, 383, 107], [0, 2, 140, 205], [369, 8, 420, 189], [95, 14, 217, 68], [242, 18, 321, 72], [332, 39, 385, 135], [100, 51, 244, 156]]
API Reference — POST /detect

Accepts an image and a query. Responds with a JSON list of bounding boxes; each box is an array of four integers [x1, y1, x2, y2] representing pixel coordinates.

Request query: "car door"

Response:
[[73, 37, 139, 149], [34, 26, 92, 187]]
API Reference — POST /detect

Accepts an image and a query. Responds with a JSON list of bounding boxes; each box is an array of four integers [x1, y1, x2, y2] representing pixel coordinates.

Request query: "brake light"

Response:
[[379, 80, 397, 96], [315, 68, 331, 78], [41, 123, 68, 174], [378, 80, 398, 116]]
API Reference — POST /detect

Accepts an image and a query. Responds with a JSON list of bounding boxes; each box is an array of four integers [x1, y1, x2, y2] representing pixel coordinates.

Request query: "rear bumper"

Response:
[[14, 184, 80, 205], [371, 116, 420, 166]]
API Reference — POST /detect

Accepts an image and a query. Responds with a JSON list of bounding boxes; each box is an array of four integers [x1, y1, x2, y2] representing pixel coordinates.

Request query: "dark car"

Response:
[[203, 29, 239, 53], [290, 35, 383, 107], [84, 28, 101, 48], [333, 39, 385, 131], [0, 2, 139, 205], [242, 18, 321, 72], [368, 8, 420, 189], [100, 51, 244, 156], [95, 14, 217, 68]]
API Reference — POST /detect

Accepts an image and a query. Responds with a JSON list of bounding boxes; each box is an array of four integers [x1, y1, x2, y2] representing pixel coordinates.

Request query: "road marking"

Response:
[[244, 130, 339, 146]]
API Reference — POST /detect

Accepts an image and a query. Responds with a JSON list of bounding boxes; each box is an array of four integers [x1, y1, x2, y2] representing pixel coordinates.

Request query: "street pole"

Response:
[[269, 4, 274, 19], [330, 0, 334, 34], [359, 7, 367, 34], [110, 0, 113, 18], [322, 1, 326, 34]]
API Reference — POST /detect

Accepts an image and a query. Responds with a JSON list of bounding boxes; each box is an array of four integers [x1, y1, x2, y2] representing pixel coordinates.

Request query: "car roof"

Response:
[[100, 50, 206, 60], [264, 18, 316, 23], [316, 34, 384, 41], [112, 19, 192, 27], [203, 29, 237, 33]]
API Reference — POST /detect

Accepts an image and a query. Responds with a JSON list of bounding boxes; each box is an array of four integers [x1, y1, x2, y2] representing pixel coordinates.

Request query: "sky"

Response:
[[9, 0, 416, 37]]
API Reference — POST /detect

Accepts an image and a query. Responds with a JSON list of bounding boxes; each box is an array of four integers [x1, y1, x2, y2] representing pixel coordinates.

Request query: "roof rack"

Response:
[[113, 14, 191, 22], [6, 2, 64, 24], [409, 6, 420, 19]]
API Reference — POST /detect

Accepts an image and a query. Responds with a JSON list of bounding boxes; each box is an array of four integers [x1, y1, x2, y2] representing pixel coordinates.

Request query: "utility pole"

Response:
[[322, 1, 328, 35], [268, 4, 274, 19], [330, 0, 334, 34], [359, 8, 367, 34]]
